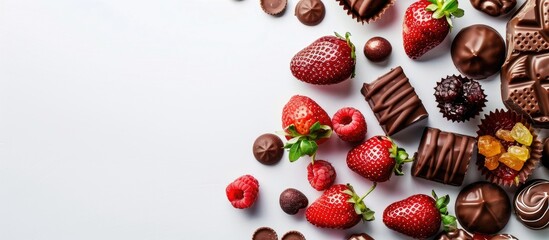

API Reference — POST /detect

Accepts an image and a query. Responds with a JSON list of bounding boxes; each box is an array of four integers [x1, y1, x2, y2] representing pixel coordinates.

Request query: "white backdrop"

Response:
[[0, 0, 547, 239]]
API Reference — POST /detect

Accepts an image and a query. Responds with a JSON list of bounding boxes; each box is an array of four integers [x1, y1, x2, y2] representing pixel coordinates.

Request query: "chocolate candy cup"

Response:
[[281, 231, 305, 240], [514, 179, 549, 229], [347, 233, 374, 240], [470, 0, 516, 16], [260, 0, 287, 16], [295, 0, 325, 26], [252, 227, 278, 240], [543, 138, 549, 168], [335, 0, 395, 24]]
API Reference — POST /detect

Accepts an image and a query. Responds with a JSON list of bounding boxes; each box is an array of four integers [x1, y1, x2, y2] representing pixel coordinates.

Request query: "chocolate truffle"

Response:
[[253, 227, 278, 240], [295, 0, 325, 26], [260, 0, 287, 16], [435, 229, 472, 240], [514, 179, 549, 229], [489, 234, 519, 240], [412, 127, 476, 186], [455, 182, 511, 234], [347, 233, 374, 240], [279, 188, 308, 215], [543, 138, 549, 168], [451, 24, 505, 80], [363, 37, 392, 62], [501, 0, 549, 128], [335, 0, 395, 23], [361, 66, 428, 136], [470, 0, 516, 16], [253, 133, 284, 165], [281, 231, 305, 240]]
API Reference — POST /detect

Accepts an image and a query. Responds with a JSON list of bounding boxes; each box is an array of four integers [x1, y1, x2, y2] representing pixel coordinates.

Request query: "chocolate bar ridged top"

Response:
[[361, 66, 428, 136], [514, 179, 549, 229], [501, 0, 549, 127], [412, 127, 476, 186]]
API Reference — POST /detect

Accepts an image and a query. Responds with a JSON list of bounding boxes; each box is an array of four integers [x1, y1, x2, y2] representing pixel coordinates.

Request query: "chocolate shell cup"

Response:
[[260, 0, 288, 16], [476, 109, 542, 187], [281, 230, 305, 240], [335, 0, 395, 24], [253, 227, 278, 240]]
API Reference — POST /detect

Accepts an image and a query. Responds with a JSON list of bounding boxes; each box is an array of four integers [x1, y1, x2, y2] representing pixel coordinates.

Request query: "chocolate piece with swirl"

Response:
[[361, 66, 428, 136], [514, 179, 549, 229], [412, 127, 476, 186]]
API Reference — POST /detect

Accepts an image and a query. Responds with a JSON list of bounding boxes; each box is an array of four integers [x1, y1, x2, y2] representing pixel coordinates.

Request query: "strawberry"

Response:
[[403, 0, 464, 59], [225, 175, 259, 209], [346, 136, 412, 182], [307, 159, 336, 191], [306, 183, 376, 229], [290, 32, 356, 85], [281, 95, 332, 162], [332, 107, 367, 143], [383, 191, 457, 239]]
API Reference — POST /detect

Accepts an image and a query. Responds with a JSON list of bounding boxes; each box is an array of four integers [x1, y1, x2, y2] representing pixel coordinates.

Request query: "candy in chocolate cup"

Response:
[[260, 0, 288, 16], [253, 227, 278, 240], [281, 230, 305, 240], [476, 109, 542, 187], [335, 0, 395, 24]]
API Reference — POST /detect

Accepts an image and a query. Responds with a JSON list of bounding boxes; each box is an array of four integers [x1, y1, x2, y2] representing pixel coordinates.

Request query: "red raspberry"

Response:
[[225, 175, 259, 209], [307, 160, 336, 191], [332, 107, 367, 143]]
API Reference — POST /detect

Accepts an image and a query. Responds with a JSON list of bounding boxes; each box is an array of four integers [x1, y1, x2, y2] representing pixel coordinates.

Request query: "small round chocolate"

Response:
[[542, 138, 549, 168], [252, 227, 278, 240], [451, 24, 505, 80], [253, 133, 284, 165], [470, 0, 516, 16], [455, 181, 511, 234], [295, 0, 325, 26], [363, 37, 392, 62], [260, 0, 287, 16], [279, 188, 308, 215], [281, 231, 305, 240], [514, 179, 549, 229], [347, 233, 374, 240]]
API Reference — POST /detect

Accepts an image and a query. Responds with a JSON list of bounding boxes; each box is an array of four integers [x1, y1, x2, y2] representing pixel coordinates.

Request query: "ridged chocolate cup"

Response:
[[260, 0, 288, 16], [335, 0, 395, 24], [281, 230, 305, 240], [253, 227, 278, 240], [476, 109, 542, 187]]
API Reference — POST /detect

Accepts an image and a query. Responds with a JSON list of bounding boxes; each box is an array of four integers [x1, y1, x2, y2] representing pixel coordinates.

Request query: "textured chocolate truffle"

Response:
[[279, 188, 308, 215], [295, 0, 325, 26], [543, 138, 549, 168], [435, 229, 472, 240], [281, 231, 305, 240], [260, 0, 287, 16], [347, 233, 374, 240], [514, 179, 549, 229], [470, 0, 516, 16], [335, 0, 395, 23], [253, 227, 278, 240], [253, 133, 284, 165], [363, 37, 392, 62], [500, 0, 549, 128], [455, 182, 511, 234], [451, 24, 505, 80]]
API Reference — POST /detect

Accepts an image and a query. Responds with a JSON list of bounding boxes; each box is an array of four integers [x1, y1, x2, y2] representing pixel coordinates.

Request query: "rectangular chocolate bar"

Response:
[[412, 127, 477, 186], [360, 66, 428, 136]]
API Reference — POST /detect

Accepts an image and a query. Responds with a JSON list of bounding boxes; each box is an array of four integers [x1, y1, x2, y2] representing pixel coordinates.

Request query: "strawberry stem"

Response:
[[426, 0, 464, 28], [432, 190, 457, 232], [387, 138, 414, 176], [282, 121, 332, 162], [334, 31, 356, 78], [344, 183, 376, 222]]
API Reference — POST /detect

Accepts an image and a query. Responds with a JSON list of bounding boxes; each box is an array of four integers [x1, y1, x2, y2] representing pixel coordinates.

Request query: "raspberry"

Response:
[[434, 76, 462, 103], [332, 107, 367, 143], [441, 102, 469, 121], [462, 80, 486, 105], [226, 175, 259, 209], [307, 160, 336, 191]]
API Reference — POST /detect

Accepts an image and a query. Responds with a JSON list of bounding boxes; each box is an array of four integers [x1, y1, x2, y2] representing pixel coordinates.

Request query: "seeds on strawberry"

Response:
[[307, 160, 336, 191], [225, 175, 259, 209], [332, 107, 367, 143]]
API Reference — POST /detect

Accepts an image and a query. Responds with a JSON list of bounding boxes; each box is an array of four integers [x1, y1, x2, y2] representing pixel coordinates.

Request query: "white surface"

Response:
[[0, 0, 547, 239]]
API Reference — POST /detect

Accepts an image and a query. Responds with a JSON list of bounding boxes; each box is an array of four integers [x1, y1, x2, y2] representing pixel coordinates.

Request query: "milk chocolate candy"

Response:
[[501, 0, 549, 128], [412, 127, 476, 186], [335, 0, 395, 24], [361, 66, 428, 136], [470, 0, 516, 16], [514, 179, 549, 229]]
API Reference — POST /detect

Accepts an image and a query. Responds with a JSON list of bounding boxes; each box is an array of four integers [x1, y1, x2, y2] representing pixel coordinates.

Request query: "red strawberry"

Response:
[[332, 107, 367, 143], [346, 136, 412, 182], [225, 175, 259, 209], [307, 160, 336, 191], [403, 0, 464, 59], [306, 183, 376, 229], [290, 32, 356, 85], [281, 95, 332, 162], [383, 191, 457, 239]]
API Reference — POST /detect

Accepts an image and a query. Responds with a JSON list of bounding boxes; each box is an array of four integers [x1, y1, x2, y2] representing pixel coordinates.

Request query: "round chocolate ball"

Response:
[[295, 0, 325, 26], [253, 133, 284, 165], [451, 24, 505, 80], [455, 182, 511, 234], [279, 188, 308, 215], [363, 37, 392, 62]]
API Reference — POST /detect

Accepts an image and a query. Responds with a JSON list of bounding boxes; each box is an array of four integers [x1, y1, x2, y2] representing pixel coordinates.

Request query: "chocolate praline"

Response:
[[435, 229, 472, 240], [451, 24, 505, 80], [281, 231, 305, 240], [279, 188, 308, 215], [542, 138, 549, 168], [455, 181, 511, 234], [347, 233, 374, 240], [514, 179, 549, 229], [295, 0, 325, 26], [470, 0, 516, 16], [252, 227, 278, 240], [253, 133, 284, 165], [335, 0, 395, 23], [260, 0, 288, 16], [363, 37, 392, 62]]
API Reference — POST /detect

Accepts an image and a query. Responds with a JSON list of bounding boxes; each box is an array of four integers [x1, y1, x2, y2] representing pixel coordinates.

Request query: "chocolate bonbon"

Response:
[[489, 234, 519, 240], [279, 188, 308, 215], [253, 133, 284, 165], [514, 179, 549, 229], [470, 0, 516, 16], [295, 0, 325, 26], [500, 0, 549, 128], [451, 24, 505, 80], [361, 66, 428, 136], [253, 227, 278, 240], [412, 127, 476, 186], [347, 233, 374, 240], [435, 229, 472, 240], [281, 231, 305, 240], [543, 138, 549, 168], [363, 37, 392, 62], [260, 0, 287, 16], [335, 0, 395, 24], [455, 182, 511, 234]]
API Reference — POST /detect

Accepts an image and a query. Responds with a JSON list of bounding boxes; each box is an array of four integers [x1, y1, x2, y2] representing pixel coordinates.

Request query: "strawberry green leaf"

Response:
[[426, 4, 438, 11], [289, 142, 302, 162], [362, 209, 375, 221], [299, 140, 317, 156], [309, 121, 321, 132], [452, 8, 464, 17]]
